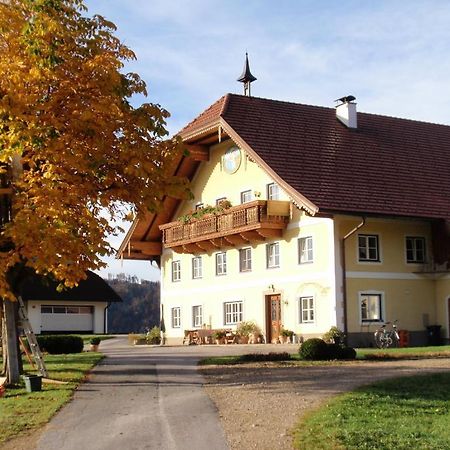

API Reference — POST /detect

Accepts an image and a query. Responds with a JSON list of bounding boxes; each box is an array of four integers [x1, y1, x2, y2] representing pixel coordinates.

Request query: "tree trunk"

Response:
[[3, 300, 20, 385], [1, 300, 6, 376]]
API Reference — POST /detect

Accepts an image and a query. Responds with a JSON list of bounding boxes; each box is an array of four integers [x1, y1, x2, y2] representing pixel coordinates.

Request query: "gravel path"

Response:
[[200, 358, 450, 450]]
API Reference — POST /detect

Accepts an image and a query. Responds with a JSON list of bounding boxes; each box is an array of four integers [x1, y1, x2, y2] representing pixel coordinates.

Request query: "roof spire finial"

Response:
[[237, 52, 257, 97]]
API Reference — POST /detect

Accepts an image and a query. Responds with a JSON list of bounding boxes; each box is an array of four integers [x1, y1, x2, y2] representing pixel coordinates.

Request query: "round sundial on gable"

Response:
[[222, 146, 242, 174]]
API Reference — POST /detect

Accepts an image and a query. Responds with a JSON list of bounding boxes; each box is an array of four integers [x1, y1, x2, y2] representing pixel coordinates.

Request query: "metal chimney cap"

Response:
[[335, 95, 356, 104]]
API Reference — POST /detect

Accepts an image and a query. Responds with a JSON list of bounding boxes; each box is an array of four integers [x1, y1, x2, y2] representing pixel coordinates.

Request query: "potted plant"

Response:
[[280, 328, 294, 344], [90, 337, 101, 352], [212, 329, 226, 345], [146, 326, 161, 345], [236, 321, 259, 344], [322, 326, 345, 345]]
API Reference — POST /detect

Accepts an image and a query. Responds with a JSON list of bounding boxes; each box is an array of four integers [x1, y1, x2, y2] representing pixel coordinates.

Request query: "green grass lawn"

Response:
[[199, 345, 450, 366], [0, 352, 103, 445], [358, 345, 450, 359], [293, 372, 450, 450]]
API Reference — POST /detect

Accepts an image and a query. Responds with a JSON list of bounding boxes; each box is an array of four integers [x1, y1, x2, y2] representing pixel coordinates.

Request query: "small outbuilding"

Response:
[[19, 271, 122, 335]]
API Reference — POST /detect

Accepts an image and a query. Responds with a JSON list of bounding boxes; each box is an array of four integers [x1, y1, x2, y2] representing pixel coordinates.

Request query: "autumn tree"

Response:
[[0, 0, 187, 383]]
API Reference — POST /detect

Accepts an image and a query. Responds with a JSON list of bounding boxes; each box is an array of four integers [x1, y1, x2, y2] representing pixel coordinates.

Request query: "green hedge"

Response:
[[299, 338, 356, 361], [37, 335, 84, 354], [299, 338, 329, 360], [239, 352, 291, 362]]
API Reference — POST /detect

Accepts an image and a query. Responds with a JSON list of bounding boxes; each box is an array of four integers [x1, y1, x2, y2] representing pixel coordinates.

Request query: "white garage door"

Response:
[[41, 305, 94, 332]]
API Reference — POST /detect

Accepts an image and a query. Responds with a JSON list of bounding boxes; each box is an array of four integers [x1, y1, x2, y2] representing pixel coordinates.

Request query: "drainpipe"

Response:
[[341, 217, 366, 338], [103, 302, 111, 334]]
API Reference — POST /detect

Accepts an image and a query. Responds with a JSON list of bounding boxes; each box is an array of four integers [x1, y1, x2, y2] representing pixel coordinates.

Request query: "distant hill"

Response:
[[105, 275, 160, 333]]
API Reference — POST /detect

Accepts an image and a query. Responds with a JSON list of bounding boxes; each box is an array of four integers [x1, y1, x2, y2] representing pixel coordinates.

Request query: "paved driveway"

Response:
[[36, 337, 295, 450]]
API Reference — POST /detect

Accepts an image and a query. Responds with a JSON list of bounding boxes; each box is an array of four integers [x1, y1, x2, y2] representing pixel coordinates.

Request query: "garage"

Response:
[[40, 305, 94, 333], [19, 271, 122, 334]]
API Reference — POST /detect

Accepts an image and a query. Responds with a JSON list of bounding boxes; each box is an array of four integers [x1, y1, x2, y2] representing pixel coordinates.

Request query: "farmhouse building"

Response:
[[119, 93, 450, 346]]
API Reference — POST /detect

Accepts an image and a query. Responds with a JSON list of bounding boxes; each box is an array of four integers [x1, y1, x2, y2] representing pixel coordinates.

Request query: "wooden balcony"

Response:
[[159, 200, 290, 254]]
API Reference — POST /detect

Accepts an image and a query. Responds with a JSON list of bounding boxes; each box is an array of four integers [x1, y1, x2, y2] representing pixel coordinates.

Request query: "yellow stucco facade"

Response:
[[160, 140, 450, 346]]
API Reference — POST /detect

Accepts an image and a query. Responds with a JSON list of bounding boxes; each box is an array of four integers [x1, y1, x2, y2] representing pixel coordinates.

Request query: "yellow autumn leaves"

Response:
[[0, 0, 188, 298]]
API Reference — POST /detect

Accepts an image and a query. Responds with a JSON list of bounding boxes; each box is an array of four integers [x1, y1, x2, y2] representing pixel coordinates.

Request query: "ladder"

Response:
[[17, 296, 48, 378]]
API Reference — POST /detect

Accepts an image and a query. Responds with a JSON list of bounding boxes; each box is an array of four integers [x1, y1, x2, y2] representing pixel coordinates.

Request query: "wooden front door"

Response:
[[266, 294, 281, 343]]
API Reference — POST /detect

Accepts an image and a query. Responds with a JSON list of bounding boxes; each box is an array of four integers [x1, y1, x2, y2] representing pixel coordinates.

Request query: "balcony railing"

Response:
[[159, 200, 290, 253]]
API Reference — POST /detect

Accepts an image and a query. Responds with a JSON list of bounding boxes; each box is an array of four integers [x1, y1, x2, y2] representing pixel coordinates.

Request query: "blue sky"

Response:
[[87, 0, 450, 280]]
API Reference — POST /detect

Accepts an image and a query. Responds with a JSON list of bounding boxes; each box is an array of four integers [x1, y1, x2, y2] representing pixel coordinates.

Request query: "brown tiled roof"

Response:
[[183, 93, 450, 220], [178, 94, 228, 137]]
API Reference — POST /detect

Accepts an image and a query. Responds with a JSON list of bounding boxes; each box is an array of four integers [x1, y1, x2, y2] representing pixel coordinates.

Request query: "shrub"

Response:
[[37, 335, 84, 354], [299, 338, 329, 360], [281, 328, 294, 337], [325, 343, 342, 359], [90, 337, 101, 345], [239, 352, 291, 362], [146, 326, 161, 345], [299, 339, 357, 361], [322, 326, 346, 344], [338, 346, 357, 360], [236, 321, 260, 337], [212, 329, 226, 340]]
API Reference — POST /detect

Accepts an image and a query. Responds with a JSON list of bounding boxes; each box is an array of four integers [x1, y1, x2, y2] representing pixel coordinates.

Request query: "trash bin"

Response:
[[426, 325, 442, 346], [23, 375, 42, 393], [398, 330, 409, 348]]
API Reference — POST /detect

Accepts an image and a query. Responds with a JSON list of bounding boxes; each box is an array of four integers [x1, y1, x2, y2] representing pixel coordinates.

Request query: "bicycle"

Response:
[[374, 320, 400, 348]]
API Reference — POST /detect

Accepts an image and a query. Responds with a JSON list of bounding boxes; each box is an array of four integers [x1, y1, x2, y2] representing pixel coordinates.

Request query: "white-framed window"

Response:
[[171, 307, 181, 328], [192, 256, 202, 279], [224, 301, 243, 325], [239, 247, 252, 272], [240, 190, 252, 204], [192, 305, 203, 328], [406, 236, 426, 263], [360, 293, 383, 322], [299, 297, 315, 323], [298, 236, 313, 263], [358, 234, 380, 262], [171, 260, 181, 282], [195, 202, 204, 210], [267, 183, 280, 200], [216, 252, 227, 276], [266, 242, 280, 268]]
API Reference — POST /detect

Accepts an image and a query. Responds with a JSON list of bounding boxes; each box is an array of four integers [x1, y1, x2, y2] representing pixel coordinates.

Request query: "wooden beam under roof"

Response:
[[185, 144, 209, 161], [241, 230, 266, 242], [196, 240, 218, 252], [257, 228, 283, 238], [223, 234, 248, 246], [129, 241, 162, 255]]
